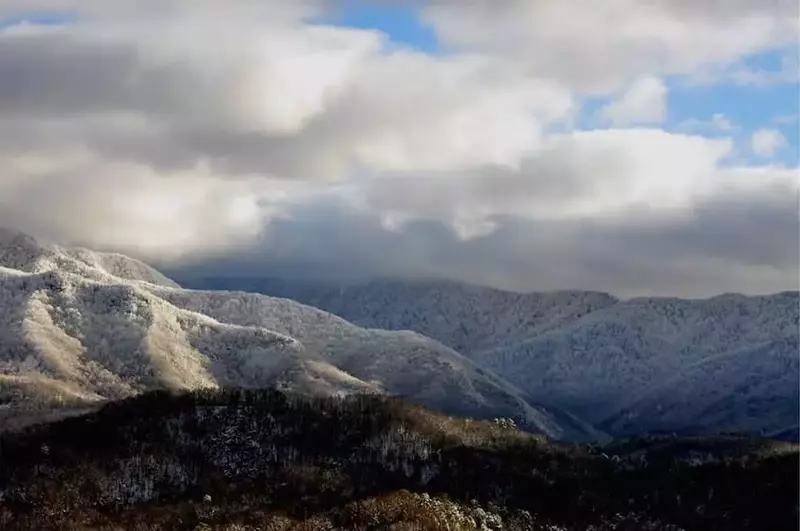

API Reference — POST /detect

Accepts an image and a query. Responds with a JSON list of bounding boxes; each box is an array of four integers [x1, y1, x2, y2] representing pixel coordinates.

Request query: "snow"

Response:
[[218, 278, 800, 437], [0, 228, 179, 288], [4, 228, 791, 440], [603, 336, 799, 436], [0, 230, 593, 440]]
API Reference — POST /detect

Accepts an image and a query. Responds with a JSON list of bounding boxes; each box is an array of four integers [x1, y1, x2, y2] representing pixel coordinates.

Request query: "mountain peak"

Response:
[[0, 227, 179, 288], [0, 226, 37, 245], [0, 226, 44, 270]]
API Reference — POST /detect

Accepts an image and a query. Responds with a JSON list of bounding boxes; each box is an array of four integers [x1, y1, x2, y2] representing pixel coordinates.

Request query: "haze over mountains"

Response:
[[0, 228, 593, 441], [178, 277, 800, 440]]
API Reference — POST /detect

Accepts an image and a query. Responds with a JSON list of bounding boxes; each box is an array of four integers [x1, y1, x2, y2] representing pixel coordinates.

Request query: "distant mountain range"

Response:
[[0, 229, 596, 441], [177, 277, 800, 439]]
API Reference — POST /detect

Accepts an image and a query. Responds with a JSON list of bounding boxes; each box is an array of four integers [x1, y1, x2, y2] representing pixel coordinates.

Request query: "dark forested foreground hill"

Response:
[[1, 390, 796, 531]]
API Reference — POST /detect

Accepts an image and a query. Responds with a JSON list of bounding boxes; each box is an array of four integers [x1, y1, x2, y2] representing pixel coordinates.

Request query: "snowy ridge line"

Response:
[[0, 227, 179, 288], [0, 229, 598, 441], [195, 277, 799, 439]]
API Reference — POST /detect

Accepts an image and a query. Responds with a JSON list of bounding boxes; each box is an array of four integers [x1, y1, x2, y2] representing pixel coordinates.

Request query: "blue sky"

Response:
[[326, 0, 439, 53], [669, 62, 799, 166]]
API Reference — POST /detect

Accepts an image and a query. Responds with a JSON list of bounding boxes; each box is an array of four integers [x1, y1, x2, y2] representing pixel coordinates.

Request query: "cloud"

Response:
[[0, 21, 381, 140], [751, 128, 788, 157], [0, 0, 796, 297], [171, 175, 799, 299], [170, 129, 797, 298], [677, 113, 737, 134], [689, 48, 799, 87], [421, 0, 798, 92], [360, 129, 735, 222], [0, 150, 309, 259], [0, 0, 325, 20], [0, 21, 572, 179], [599, 76, 668, 126], [772, 113, 800, 125]]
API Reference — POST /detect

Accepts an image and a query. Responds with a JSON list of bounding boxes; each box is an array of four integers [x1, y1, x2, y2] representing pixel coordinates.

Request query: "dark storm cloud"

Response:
[[167, 182, 799, 298]]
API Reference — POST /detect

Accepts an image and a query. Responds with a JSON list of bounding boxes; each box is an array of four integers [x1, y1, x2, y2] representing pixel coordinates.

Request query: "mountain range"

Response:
[[0, 228, 595, 441], [1, 227, 796, 442], [176, 277, 800, 439]]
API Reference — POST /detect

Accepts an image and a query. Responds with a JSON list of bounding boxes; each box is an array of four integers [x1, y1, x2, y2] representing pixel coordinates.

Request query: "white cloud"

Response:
[[688, 48, 799, 87], [356, 129, 750, 227], [0, 0, 796, 296], [0, 23, 573, 179], [599, 76, 668, 125], [772, 112, 799, 124], [421, 0, 798, 92], [678, 113, 737, 133], [0, 149, 312, 261], [751, 128, 788, 157], [0, 0, 326, 20]]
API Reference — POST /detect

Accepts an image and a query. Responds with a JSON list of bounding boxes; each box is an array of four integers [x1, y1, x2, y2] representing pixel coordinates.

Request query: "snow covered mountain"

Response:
[[182, 277, 800, 438], [184, 278, 620, 355], [0, 229, 597, 441], [0, 227, 179, 288]]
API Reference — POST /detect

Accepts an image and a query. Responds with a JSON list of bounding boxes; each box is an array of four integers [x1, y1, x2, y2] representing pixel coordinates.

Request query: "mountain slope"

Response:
[[473, 293, 799, 429], [180, 277, 619, 353], [2, 389, 796, 531], [182, 277, 800, 438], [601, 336, 799, 436], [0, 230, 596, 441]]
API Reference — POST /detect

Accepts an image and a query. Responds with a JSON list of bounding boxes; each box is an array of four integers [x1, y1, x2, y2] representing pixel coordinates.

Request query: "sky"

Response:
[[0, 0, 797, 298]]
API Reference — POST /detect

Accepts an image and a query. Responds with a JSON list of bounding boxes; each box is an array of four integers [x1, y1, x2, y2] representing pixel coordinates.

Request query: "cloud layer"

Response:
[[0, 0, 797, 297]]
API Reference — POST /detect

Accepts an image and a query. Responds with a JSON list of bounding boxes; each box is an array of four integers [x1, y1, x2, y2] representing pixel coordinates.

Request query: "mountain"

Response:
[[0, 229, 597, 441], [1, 389, 796, 531], [178, 277, 620, 354], [600, 336, 799, 436], [0, 227, 179, 288], [767, 424, 800, 442], [178, 277, 800, 438]]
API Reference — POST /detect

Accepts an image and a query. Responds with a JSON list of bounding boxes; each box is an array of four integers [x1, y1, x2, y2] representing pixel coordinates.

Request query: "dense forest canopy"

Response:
[[1, 389, 796, 531]]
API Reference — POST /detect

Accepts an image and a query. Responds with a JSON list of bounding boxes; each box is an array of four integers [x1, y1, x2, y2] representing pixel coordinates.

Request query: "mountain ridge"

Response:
[[179, 276, 800, 439], [0, 229, 597, 441], [0, 227, 180, 288]]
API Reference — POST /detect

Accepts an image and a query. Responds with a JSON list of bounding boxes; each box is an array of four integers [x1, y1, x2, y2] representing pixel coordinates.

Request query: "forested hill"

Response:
[[182, 277, 799, 439], [1, 389, 796, 531], [0, 228, 595, 442]]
